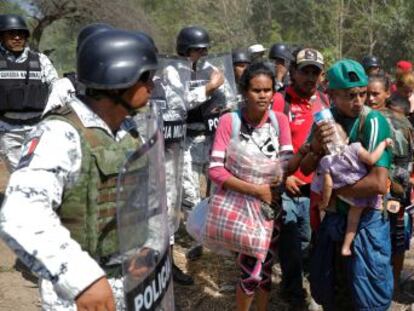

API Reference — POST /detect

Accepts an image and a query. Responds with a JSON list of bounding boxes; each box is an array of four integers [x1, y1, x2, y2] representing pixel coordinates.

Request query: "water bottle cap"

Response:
[[314, 108, 333, 124]]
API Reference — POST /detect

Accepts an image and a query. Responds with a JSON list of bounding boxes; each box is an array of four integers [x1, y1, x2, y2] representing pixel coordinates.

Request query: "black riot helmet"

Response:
[[77, 29, 158, 90], [232, 49, 251, 64], [135, 31, 158, 53], [76, 23, 113, 51], [176, 26, 210, 56], [268, 43, 292, 63], [361, 55, 380, 71], [0, 14, 30, 37]]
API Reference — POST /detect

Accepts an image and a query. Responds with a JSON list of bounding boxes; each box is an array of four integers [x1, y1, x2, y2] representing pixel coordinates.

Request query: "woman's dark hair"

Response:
[[368, 73, 391, 92], [386, 92, 410, 115], [239, 62, 275, 92]]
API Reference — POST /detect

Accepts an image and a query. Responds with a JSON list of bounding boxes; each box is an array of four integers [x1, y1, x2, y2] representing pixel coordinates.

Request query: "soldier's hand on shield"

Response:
[[128, 247, 160, 279], [75, 276, 115, 311], [206, 69, 224, 95]]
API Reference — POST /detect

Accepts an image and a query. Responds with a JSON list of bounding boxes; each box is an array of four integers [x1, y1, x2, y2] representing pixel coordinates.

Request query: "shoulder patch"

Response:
[[16, 129, 44, 169]]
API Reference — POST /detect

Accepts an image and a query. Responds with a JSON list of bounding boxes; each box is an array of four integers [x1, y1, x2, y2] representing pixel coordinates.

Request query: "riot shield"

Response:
[[151, 55, 191, 233], [117, 103, 174, 311], [193, 53, 238, 134]]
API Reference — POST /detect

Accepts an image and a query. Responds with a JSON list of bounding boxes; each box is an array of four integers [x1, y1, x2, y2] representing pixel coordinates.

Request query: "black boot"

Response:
[[186, 244, 203, 261], [172, 263, 194, 286]]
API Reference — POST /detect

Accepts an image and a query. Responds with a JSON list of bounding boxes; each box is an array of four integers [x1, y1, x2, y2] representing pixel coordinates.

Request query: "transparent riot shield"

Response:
[[151, 55, 191, 234], [117, 103, 174, 311], [193, 53, 238, 134]]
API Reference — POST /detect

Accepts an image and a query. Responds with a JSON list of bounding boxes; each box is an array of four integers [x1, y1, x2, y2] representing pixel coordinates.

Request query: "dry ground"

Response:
[[0, 159, 413, 311]]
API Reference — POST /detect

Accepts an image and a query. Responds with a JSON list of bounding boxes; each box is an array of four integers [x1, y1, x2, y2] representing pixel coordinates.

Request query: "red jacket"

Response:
[[272, 86, 329, 184]]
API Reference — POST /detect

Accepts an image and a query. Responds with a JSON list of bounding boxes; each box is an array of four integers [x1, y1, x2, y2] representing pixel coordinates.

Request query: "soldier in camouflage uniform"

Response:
[[176, 26, 224, 210], [0, 14, 58, 172], [0, 29, 159, 310]]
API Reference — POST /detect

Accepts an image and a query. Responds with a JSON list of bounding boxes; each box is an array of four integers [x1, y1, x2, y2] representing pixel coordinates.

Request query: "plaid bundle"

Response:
[[203, 139, 281, 261], [225, 140, 282, 184]]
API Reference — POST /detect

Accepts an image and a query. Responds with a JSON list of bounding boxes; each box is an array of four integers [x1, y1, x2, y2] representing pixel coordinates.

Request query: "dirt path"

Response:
[[0, 240, 40, 311], [0, 160, 40, 311]]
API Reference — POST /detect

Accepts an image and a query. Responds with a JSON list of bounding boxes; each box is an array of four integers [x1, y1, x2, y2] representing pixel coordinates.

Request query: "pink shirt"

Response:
[[209, 110, 293, 186]]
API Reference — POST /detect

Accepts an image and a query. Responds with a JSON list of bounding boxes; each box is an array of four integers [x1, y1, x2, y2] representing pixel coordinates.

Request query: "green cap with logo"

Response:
[[327, 59, 368, 89]]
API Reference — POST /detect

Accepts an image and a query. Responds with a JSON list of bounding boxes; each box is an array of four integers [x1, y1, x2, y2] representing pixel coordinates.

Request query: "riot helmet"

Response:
[[76, 23, 113, 51], [232, 49, 251, 65], [0, 14, 30, 37], [77, 29, 158, 90], [361, 55, 380, 71], [269, 43, 292, 63], [135, 31, 158, 53], [176, 26, 210, 56]]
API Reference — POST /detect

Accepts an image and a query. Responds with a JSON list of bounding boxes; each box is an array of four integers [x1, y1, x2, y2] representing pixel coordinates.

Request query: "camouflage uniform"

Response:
[[0, 44, 58, 172], [183, 58, 236, 206], [0, 97, 158, 310]]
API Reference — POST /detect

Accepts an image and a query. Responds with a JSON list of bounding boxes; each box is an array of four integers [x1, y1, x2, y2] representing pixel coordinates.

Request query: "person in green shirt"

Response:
[[301, 59, 393, 311]]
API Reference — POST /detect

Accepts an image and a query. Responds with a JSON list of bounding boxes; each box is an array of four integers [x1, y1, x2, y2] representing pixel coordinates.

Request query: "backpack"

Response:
[[380, 109, 414, 201], [230, 109, 279, 139]]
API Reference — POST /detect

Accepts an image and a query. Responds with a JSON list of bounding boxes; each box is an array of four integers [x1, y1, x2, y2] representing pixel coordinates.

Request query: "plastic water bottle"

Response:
[[313, 108, 345, 155]]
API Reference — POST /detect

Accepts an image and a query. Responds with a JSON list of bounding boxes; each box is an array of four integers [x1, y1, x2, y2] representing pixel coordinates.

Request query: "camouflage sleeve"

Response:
[[42, 78, 75, 116], [39, 52, 59, 86], [162, 66, 187, 120], [0, 120, 105, 301]]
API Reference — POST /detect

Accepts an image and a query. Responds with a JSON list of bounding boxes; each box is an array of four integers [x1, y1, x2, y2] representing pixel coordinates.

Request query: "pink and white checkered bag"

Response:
[[203, 139, 281, 261]]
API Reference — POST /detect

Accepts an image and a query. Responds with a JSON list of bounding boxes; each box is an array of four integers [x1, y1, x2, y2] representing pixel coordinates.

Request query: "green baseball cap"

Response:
[[327, 59, 368, 89]]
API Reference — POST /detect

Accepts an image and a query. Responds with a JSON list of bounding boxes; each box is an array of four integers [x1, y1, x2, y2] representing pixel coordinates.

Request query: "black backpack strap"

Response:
[[282, 89, 291, 117]]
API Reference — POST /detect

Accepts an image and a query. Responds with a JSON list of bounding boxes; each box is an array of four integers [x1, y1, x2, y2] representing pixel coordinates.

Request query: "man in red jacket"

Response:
[[273, 48, 328, 310]]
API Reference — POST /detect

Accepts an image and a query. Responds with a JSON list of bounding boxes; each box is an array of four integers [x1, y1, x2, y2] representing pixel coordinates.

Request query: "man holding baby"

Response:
[[301, 59, 393, 311]]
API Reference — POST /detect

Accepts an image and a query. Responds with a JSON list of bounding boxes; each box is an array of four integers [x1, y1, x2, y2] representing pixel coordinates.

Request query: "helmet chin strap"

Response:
[[109, 93, 137, 116]]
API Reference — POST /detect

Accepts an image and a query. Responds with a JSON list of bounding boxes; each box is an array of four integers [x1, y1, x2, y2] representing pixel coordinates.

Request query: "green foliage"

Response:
[[0, 0, 25, 15], [38, 19, 78, 75], [7, 0, 414, 75]]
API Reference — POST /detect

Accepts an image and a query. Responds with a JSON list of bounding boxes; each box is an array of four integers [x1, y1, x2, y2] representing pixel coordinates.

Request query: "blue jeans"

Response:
[[279, 192, 312, 297], [310, 210, 393, 311]]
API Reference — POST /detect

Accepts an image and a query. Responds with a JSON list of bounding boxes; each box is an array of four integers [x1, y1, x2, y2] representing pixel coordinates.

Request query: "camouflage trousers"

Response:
[[182, 134, 212, 208], [0, 121, 34, 173]]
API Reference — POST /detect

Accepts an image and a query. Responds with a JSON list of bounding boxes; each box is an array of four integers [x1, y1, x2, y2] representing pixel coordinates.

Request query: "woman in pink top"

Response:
[[209, 62, 293, 311]]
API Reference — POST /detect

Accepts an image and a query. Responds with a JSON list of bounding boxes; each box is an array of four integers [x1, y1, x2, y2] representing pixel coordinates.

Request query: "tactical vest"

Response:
[[45, 106, 141, 259], [0, 51, 49, 112]]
